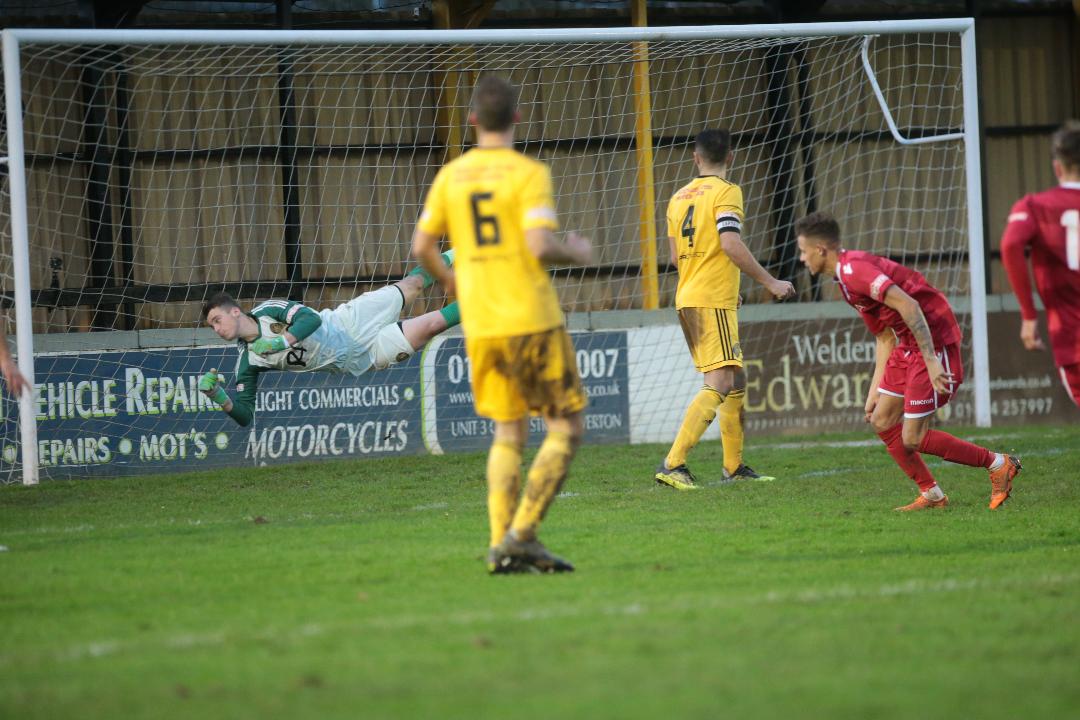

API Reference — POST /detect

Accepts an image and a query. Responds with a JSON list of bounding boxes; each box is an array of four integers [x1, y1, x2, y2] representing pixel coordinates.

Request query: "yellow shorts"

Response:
[[466, 326, 588, 422], [677, 306, 743, 372]]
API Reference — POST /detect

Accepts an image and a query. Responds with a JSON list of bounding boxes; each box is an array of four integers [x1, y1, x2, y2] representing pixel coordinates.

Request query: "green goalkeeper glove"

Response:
[[251, 336, 288, 356], [197, 369, 229, 406]]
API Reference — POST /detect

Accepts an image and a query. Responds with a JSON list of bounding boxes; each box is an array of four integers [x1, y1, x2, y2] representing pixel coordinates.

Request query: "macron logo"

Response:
[[1007, 212, 1028, 222], [910, 398, 935, 405], [842, 263, 853, 275]]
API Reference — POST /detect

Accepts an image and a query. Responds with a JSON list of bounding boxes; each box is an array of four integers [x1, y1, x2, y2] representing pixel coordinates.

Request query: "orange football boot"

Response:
[[988, 455, 1022, 509], [895, 494, 949, 511]]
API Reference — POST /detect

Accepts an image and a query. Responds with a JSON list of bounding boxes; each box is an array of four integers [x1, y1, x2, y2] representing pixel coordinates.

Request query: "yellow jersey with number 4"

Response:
[[666, 175, 744, 310], [417, 147, 562, 339]]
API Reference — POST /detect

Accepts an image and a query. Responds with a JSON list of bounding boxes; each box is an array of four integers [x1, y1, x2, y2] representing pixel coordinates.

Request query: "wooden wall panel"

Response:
[[540, 63, 601, 139], [545, 149, 605, 245], [22, 165, 90, 296], [293, 51, 436, 147], [129, 160, 285, 287], [9, 17, 1075, 332], [22, 56, 84, 156], [981, 17, 1074, 127], [652, 144, 694, 267], [804, 39, 879, 133], [592, 63, 637, 137], [650, 55, 704, 137], [985, 134, 1056, 249], [597, 149, 641, 265], [695, 50, 770, 137], [808, 141, 966, 255], [872, 35, 963, 132], [298, 154, 430, 281]]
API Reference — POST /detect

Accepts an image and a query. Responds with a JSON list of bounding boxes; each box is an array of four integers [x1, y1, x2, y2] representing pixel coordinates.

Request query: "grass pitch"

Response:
[[1, 424, 1078, 720]]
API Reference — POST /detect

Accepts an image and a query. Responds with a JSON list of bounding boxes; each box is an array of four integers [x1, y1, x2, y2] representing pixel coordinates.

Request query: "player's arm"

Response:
[[526, 228, 593, 266], [250, 302, 320, 356], [719, 231, 794, 300], [0, 322, 28, 397], [283, 305, 320, 343], [881, 285, 953, 394], [999, 197, 1045, 350], [665, 204, 679, 273], [198, 363, 259, 427], [864, 329, 897, 422], [413, 228, 453, 294], [522, 164, 592, 266], [412, 169, 455, 295]]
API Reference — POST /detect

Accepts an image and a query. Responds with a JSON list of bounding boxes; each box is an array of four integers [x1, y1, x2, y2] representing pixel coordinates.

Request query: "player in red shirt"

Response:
[[1000, 120, 1080, 407], [795, 212, 1021, 511]]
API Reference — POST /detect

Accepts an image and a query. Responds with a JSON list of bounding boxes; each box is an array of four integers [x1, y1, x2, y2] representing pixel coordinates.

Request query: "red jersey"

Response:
[[1000, 182, 1080, 367], [835, 249, 962, 349]]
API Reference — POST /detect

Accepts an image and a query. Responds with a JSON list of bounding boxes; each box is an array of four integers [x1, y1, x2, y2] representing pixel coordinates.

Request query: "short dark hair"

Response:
[[794, 211, 842, 248], [201, 291, 240, 322], [1052, 120, 1080, 170], [695, 128, 732, 166], [471, 75, 518, 132]]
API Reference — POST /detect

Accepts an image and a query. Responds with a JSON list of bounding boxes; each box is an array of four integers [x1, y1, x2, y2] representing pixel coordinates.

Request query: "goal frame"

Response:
[[1, 18, 990, 485]]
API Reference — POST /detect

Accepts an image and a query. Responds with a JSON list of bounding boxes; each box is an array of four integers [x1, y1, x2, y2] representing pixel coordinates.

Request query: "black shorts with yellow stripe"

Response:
[[677, 306, 743, 372]]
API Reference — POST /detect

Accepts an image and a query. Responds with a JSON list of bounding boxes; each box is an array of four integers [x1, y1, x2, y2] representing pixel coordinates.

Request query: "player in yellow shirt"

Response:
[[412, 75, 593, 574], [655, 128, 795, 490]]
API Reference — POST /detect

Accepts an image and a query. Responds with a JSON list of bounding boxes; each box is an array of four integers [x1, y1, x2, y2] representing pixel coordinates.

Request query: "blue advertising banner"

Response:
[[1, 346, 424, 480], [430, 331, 630, 453]]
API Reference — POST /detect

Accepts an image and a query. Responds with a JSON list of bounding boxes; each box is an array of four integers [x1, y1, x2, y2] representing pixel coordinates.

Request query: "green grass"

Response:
[[1, 424, 1078, 720]]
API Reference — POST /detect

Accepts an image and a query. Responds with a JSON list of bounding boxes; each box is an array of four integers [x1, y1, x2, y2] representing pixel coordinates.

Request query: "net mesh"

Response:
[[0, 30, 972, 479]]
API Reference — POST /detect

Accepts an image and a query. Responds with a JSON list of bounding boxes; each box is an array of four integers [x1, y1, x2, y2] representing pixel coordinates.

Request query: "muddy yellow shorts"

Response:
[[466, 326, 588, 422]]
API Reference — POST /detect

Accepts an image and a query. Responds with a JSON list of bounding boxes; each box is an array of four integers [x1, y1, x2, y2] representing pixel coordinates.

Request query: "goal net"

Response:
[[0, 21, 986, 482]]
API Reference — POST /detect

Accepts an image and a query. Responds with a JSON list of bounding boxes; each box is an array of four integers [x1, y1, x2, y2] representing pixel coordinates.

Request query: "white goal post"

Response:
[[2, 19, 989, 486]]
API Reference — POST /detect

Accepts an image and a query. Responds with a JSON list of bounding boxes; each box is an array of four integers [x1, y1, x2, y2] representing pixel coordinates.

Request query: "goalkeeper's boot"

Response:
[[654, 462, 699, 491], [894, 493, 949, 512], [722, 464, 776, 483], [492, 531, 574, 574], [988, 454, 1021, 510]]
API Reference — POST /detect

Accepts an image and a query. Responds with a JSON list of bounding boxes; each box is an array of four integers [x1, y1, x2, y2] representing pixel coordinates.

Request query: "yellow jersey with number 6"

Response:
[[666, 175, 744, 310], [417, 147, 562, 339]]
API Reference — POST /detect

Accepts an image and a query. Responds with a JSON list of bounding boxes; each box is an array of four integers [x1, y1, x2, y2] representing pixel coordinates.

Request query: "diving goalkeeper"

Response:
[[198, 253, 458, 426]]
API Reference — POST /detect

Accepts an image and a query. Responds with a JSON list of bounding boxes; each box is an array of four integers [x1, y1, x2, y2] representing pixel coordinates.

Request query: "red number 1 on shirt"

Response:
[[1063, 209, 1079, 271]]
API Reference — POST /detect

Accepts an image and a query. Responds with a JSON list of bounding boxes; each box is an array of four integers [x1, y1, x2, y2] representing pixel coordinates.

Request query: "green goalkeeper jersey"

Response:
[[226, 299, 343, 426]]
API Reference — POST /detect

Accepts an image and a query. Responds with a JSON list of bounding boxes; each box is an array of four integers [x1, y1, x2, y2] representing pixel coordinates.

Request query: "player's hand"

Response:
[[251, 336, 288, 356], [1020, 319, 1045, 351], [864, 389, 879, 423], [198, 369, 229, 406], [0, 357, 28, 398], [925, 356, 955, 396], [766, 278, 796, 301], [440, 269, 457, 299], [565, 231, 594, 265]]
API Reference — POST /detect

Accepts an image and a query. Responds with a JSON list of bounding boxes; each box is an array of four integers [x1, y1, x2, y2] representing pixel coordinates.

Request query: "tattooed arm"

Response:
[[883, 285, 954, 395]]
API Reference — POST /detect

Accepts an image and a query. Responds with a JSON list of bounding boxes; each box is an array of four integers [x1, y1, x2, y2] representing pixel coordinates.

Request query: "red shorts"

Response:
[[878, 343, 963, 419], [1059, 364, 1080, 408]]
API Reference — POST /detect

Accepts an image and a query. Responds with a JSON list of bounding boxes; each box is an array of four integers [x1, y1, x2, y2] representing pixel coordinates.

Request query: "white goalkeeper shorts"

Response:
[[331, 285, 412, 373], [370, 322, 415, 370]]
